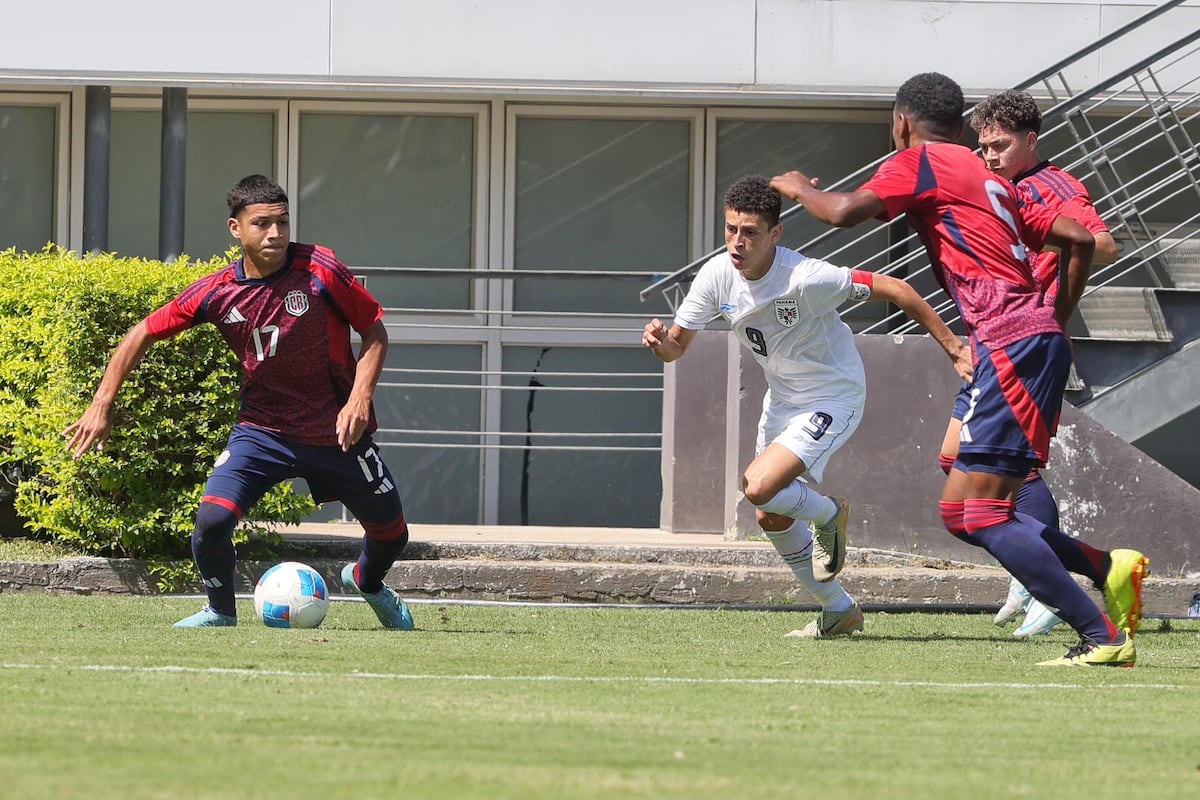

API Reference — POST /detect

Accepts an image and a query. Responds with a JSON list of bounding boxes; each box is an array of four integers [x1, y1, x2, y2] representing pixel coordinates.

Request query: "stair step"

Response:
[[1069, 286, 1172, 341], [1159, 239, 1200, 289]]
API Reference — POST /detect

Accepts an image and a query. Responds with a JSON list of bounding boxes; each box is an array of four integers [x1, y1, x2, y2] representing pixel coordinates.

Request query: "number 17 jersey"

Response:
[[144, 243, 385, 447]]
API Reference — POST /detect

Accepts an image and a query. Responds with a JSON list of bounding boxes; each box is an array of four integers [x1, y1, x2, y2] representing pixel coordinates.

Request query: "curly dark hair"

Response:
[[969, 89, 1042, 135], [724, 175, 782, 227], [226, 174, 288, 218], [895, 72, 965, 138]]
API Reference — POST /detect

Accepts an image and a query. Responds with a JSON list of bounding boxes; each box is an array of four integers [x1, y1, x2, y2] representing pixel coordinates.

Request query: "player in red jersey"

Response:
[[942, 90, 1145, 637], [64, 175, 416, 630], [771, 73, 1145, 666]]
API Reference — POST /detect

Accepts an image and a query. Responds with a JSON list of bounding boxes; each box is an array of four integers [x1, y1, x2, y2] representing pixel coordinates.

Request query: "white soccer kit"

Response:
[[673, 246, 873, 480]]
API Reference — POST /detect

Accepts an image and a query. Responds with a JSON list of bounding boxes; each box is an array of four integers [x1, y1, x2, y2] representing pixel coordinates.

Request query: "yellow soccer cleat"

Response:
[[1037, 633, 1136, 667], [1103, 549, 1150, 636]]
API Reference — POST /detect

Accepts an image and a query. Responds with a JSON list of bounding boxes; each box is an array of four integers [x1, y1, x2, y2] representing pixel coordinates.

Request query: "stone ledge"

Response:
[[0, 557, 1193, 617]]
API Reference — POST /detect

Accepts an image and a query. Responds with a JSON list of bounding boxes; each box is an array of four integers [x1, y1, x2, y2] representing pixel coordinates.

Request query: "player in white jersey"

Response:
[[644, 175, 971, 637]]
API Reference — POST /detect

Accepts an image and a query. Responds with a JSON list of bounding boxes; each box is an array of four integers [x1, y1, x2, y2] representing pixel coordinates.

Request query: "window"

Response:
[[0, 96, 65, 251]]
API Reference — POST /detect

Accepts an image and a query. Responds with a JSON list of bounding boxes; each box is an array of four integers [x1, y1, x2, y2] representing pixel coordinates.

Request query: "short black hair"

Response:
[[969, 89, 1043, 135], [895, 72, 965, 139], [724, 175, 782, 228], [226, 174, 288, 218]]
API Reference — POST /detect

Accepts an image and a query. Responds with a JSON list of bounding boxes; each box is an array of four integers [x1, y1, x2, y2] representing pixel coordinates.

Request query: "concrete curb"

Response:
[[1, 551, 1194, 617]]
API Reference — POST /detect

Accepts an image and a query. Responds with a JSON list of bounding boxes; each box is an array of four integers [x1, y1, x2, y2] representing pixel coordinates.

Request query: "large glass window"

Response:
[[497, 345, 662, 527], [0, 101, 58, 252], [295, 106, 480, 312], [109, 103, 277, 261], [511, 111, 699, 317]]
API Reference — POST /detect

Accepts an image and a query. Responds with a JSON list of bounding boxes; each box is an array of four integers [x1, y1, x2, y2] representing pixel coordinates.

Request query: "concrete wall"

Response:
[[4, 2, 1199, 97], [662, 331, 1200, 576]]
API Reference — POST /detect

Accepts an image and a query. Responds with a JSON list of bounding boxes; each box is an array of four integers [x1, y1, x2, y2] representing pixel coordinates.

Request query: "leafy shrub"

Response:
[[0, 246, 314, 558]]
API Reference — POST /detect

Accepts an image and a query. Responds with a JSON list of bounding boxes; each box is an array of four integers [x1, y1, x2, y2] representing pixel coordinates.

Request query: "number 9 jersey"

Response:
[[672, 246, 871, 410], [144, 243, 385, 447]]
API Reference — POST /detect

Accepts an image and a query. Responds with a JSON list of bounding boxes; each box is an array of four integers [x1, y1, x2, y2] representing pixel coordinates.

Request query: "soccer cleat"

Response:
[[1013, 599, 1065, 637], [810, 497, 849, 583], [1102, 549, 1150, 636], [340, 563, 415, 630], [785, 601, 864, 639], [173, 606, 237, 628], [1037, 632, 1136, 667], [994, 578, 1032, 625]]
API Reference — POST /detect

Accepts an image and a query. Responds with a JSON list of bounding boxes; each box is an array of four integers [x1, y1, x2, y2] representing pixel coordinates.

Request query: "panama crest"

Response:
[[774, 298, 799, 327], [284, 290, 310, 317]]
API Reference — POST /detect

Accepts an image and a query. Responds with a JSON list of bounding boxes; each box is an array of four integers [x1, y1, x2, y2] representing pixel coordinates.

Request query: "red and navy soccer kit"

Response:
[[949, 161, 1109, 427], [144, 243, 403, 527], [861, 143, 1065, 473]]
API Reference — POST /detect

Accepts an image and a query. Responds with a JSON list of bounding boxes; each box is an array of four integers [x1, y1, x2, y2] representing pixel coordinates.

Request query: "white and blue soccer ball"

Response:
[[254, 561, 330, 629]]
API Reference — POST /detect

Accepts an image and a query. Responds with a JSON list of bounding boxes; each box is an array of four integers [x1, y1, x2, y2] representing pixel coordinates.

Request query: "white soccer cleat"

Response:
[[994, 578, 1031, 625]]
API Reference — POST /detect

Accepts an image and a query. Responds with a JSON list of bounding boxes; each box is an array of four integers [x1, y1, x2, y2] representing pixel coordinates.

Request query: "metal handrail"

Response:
[[640, 0, 1200, 318]]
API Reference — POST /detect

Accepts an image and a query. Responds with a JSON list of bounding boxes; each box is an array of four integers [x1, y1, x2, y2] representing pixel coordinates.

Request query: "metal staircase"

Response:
[[642, 0, 1200, 468]]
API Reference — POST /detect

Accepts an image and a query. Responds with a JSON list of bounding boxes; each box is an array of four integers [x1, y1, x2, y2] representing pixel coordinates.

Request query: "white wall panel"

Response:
[[1, 0, 330, 75], [755, 0, 1104, 95], [328, 0, 757, 84], [2, 0, 1196, 96]]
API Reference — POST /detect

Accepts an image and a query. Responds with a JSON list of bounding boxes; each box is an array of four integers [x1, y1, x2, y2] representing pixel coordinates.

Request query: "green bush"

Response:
[[0, 246, 314, 558]]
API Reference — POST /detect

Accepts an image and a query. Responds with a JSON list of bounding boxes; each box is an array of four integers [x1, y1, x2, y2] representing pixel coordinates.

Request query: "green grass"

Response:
[[1, 594, 1197, 800]]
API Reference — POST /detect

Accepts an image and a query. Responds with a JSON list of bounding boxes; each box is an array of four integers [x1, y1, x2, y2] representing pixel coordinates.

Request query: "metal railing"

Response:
[[641, 0, 1200, 338]]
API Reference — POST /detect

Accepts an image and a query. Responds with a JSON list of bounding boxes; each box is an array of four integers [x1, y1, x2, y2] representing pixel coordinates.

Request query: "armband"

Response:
[[849, 269, 874, 301]]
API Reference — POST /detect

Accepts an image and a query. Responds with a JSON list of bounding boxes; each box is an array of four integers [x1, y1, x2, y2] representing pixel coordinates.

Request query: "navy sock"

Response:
[[355, 515, 410, 593], [1015, 474, 1059, 529], [191, 501, 239, 617], [1016, 476, 1109, 588], [964, 499, 1112, 642]]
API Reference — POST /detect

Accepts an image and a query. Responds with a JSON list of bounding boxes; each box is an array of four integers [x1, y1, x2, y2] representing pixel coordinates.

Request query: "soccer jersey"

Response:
[[145, 242, 384, 447], [861, 142, 1061, 352], [673, 246, 872, 408], [1015, 160, 1108, 304]]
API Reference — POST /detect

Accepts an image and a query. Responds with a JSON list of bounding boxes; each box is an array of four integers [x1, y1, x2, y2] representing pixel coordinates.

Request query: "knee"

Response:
[[742, 473, 776, 506], [193, 501, 238, 543]]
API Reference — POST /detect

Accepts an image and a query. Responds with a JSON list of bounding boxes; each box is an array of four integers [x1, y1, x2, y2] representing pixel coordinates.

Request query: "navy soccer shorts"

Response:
[[201, 424, 404, 525], [956, 332, 1070, 470]]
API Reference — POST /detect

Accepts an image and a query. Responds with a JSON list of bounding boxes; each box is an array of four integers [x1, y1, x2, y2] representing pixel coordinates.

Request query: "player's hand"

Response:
[[62, 402, 114, 460], [948, 339, 973, 383], [642, 318, 669, 349], [769, 171, 820, 200], [336, 396, 371, 452]]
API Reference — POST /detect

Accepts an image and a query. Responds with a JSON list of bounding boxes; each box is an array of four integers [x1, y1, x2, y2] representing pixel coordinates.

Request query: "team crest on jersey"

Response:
[[284, 290, 310, 317], [774, 298, 799, 327]]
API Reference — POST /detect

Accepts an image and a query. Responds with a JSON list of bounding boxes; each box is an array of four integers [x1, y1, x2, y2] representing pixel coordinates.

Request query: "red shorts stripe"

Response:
[[201, 494, 244, 519], [989, 348, 1052, 461]]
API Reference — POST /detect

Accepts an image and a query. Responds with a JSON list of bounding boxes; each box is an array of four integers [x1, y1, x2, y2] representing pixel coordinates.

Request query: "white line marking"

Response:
[[0, 662, 1190, 690]]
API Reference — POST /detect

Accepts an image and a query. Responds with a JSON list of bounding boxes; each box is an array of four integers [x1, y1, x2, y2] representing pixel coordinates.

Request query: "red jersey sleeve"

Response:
[[860, 149, 924, 222], [1017, 201, 1055, 254], [304, 245, 384, 332], [143, 273, 216, 339]]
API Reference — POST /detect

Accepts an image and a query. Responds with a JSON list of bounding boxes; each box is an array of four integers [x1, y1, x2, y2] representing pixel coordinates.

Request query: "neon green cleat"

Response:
[[785, 601, 864, 639], [1103, 549, 1150, 636], [811, 497, 850, 583], [1037, 632, 1135, 667]]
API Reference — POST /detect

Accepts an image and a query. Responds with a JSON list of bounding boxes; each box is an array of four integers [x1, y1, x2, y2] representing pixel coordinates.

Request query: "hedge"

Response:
[[0, 246, 313, 558]]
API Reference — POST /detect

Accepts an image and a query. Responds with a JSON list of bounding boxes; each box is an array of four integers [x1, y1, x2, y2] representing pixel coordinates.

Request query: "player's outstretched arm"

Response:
[[337, 319, 387, 452], [868, 273, 973, 382], [642, 318, 696, 364], [770, 171, 885, 228], [63, 320, 156, 459]]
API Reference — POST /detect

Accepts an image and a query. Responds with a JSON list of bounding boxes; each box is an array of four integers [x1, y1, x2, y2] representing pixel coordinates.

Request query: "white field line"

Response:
[[0, 662, 1191, 691]]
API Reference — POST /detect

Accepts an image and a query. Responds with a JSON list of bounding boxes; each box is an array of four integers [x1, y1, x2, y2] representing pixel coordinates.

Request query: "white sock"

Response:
[[764, 521, 854, 611], [752, 480, 837, 524]]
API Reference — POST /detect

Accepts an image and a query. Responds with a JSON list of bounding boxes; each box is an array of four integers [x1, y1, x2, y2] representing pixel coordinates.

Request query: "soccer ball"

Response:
[[254, 562, 330, 629]]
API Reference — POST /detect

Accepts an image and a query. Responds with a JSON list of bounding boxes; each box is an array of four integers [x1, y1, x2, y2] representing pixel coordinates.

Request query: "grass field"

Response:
[[1, 593, 1197, 800]]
